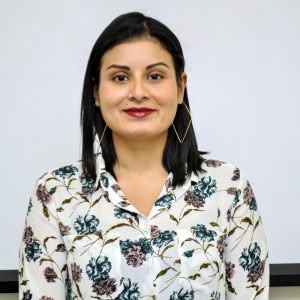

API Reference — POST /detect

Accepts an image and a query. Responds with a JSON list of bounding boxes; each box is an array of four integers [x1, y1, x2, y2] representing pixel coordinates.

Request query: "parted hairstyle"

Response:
[[80, 12, 208, 187]]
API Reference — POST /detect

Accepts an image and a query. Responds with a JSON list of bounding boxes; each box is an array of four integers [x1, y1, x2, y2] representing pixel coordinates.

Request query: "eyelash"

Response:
[[112, 72, 164, 82], [113, 75, 128, 82], [149, 73, 163, 80]]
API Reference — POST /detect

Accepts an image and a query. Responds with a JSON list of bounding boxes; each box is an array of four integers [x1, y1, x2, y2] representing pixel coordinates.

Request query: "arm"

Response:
[[225, 169, 269, 299], [19, 176, 70, 300]]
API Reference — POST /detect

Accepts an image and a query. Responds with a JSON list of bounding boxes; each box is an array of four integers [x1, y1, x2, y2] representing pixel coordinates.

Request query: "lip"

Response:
[[124, 107, 156, 118], [124, 107, 155, 112]]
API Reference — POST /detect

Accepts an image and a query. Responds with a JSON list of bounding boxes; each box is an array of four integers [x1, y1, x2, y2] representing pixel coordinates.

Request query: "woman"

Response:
[[19, 12, 269, 299]]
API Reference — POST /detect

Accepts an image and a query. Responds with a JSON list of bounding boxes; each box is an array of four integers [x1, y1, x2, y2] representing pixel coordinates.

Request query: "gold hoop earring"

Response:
[[99, 125, 107, 144], [172, 102, 192, 144]]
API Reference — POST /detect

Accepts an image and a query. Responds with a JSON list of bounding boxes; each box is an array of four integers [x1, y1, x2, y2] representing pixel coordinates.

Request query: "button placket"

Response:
[[139, 216, 150, 234]]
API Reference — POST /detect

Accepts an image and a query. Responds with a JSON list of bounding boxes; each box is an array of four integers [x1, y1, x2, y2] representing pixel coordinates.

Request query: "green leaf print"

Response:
[[106, 223, 131, 233], [228, 226, 239, 237], [169, 214, 179, 224], [42, 204, 49, 219], [39, 258, 54, 265], [154, 267, 172, 280], [241, 217, 253, 225], [43, 236, 56, 248], [188, 273, 201, 280], [199, 263, 210, 270], [160, 244, 175, 257], [104, 237, 119, 245], [209, 221, 219, 227], [62, 197, 75, 205]]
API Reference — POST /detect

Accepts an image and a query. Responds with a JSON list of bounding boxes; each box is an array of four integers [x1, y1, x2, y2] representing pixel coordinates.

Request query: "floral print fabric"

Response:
[[19, 149, 269, 299]]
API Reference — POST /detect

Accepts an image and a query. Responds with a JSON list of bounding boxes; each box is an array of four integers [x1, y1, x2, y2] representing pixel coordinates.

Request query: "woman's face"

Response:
[[94, 38, 186, 143]]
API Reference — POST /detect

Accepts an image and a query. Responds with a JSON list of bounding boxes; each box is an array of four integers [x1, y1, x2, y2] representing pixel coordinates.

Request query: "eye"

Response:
[[113, 74, 128, 82], [148, 73, 163, 80]]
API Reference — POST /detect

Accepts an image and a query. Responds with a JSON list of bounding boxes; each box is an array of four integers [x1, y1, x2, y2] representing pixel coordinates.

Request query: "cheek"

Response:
[[98, 83, 128, 107], [168, 104, 179, 122], [153, 88, 179, 112]]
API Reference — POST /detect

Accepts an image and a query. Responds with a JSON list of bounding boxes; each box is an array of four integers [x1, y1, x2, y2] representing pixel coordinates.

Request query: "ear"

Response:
[[178, 72, 187, 104], [93, 86, 100, 107]]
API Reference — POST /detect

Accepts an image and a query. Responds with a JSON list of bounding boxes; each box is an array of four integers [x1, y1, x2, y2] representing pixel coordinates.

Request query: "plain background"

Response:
[[0, 0, 299, 281]]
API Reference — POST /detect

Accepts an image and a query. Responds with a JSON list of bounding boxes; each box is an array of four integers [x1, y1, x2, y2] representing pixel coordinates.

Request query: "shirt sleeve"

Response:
[[19, 176, 70, 300], [225, 169, 269, 299]]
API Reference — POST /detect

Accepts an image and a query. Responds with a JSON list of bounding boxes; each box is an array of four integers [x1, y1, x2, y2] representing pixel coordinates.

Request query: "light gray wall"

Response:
[[0, 0, 299, 270]]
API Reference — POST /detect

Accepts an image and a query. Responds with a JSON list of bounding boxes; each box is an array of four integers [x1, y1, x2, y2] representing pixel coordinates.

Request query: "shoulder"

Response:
[[196, 158, 247, 188], [202, 158, 241, 176], [31, 159, 97, 208], [34, 159, 85, 186]]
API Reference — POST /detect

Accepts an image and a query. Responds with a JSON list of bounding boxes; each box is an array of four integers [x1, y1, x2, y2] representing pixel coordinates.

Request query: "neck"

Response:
[[112, 134, 168, 175]]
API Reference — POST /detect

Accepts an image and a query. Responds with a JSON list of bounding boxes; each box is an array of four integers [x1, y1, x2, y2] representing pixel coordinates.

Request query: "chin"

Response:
[[117, 130, 167, 142]]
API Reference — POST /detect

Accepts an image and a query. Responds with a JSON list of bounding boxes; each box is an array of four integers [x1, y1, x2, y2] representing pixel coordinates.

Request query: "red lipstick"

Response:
[[124, 107, 155, 118]]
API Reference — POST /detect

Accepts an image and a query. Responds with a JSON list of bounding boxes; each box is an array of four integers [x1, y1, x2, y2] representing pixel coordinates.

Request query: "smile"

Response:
[[124, 107, 155, 118]]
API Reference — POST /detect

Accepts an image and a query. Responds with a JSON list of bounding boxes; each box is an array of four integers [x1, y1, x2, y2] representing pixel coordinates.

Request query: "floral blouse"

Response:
[[19, 145, 269, 299]]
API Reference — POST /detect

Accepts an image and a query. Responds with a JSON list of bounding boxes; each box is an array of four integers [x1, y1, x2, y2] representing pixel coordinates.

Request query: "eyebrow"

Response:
[[146, 62, 169, 70], [106, 62, 170, 71]]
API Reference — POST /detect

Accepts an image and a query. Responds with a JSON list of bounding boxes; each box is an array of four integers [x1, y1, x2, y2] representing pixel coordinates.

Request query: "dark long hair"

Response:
[[80, 12, 207, 187]]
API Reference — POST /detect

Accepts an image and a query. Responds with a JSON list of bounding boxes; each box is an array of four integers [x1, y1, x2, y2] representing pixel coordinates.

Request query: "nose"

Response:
[[128, 76, 148, 101]]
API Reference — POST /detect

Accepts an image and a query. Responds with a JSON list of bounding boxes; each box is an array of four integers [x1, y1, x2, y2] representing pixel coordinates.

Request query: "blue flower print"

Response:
[[155, 194, 175, 207], [100, 173, 109, 188], [232, 189, 241, 207], [239, 242, 261, 271], [211, 290, 221, 300], [169, 287, 194, 300], [120, 238, 153, 255], [114, 207, 139, 224], [86, 256, 111, 282], [152, 230, 177, 248], [249, 198, 257, 211], [19, 157, 269, 299], [74, 214, 100, 234], [116, 278, 140, 300], [53, 165, 78, 179], [183, 250, 194, 258], [27, 198, 33, 215], [22, 290, 33, 300], [191, 224, 217, 242], [81, 175, 94, 189], [25, 241, 42, 262], [243, 182, 257, 211], [79, 174, 95, 195], [192, 176, 217, 199], [120, 238, 153, 265]]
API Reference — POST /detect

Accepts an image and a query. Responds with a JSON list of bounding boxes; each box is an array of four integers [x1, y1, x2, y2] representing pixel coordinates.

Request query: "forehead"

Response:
[[100, 38, 173, 68]]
